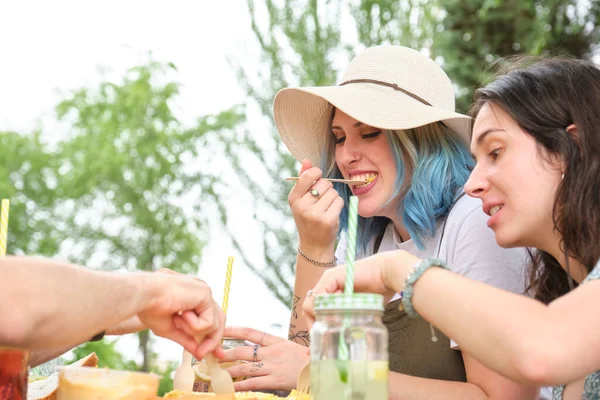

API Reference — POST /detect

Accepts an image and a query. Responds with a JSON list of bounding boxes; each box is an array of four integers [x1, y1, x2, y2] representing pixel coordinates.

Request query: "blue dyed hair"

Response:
[[321, 120, 474, 251]]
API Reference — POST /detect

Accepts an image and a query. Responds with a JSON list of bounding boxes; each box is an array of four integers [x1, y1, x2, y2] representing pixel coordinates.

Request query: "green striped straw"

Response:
[[344, 196, 358, 294], [338, 196, 359, 365]]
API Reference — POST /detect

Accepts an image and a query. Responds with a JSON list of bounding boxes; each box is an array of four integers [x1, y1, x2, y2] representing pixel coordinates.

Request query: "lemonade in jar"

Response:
[[310, 293, 388, 399]]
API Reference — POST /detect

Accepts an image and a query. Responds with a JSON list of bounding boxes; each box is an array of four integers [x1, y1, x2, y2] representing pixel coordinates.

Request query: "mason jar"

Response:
[[192, 338, 246, 392], [310, 293, 388, 400]]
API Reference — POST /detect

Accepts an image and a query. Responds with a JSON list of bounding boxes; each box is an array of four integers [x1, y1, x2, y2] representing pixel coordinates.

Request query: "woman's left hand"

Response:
[[220, 327, 310, 391]]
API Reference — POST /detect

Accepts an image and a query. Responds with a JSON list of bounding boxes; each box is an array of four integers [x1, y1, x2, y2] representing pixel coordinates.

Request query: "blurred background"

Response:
[[1, 0, 599, 395]]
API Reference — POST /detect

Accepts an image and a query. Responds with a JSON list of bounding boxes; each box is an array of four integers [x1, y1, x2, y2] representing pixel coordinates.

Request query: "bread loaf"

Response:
[[27, 352, 99, 400]]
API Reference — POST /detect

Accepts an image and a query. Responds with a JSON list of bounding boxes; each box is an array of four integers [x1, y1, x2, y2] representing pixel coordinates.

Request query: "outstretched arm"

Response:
[[408, 260, 600, 386], [305, 250, 600, 386], [0, 256, 154, 350], [0, 256, 225, 360]]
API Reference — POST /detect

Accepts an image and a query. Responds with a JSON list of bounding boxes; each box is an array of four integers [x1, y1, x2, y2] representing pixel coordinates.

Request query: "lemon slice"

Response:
[[192, 364, 211, 382], [371, 365, 388, 382]]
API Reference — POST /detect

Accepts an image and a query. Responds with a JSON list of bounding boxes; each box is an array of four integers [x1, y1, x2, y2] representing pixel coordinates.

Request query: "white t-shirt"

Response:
[[335, 194, 529, 349]]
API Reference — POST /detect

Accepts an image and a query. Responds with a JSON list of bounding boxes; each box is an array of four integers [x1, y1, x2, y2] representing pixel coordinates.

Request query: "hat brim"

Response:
[[274, 83, 472, 165]]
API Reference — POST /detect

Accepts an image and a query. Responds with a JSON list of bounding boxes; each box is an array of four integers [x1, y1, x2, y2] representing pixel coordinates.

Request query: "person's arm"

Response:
[[0, 256, 224, 359], [105, 315, 145, 336], [289, 254, 335, 345], [388, 355, 540, 400], [287, 160, 343, 345], [0, 256, 153, 350], [28, 316, 145, 367], [406, 262, 600, 386], [304, 249, 595, 388], [28, 346, 74, 368]]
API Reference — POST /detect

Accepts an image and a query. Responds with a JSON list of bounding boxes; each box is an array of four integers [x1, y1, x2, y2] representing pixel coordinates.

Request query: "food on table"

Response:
[[28, 352, 98, 400], [56, 366, 159, 400], [163, 390, 311, 399]]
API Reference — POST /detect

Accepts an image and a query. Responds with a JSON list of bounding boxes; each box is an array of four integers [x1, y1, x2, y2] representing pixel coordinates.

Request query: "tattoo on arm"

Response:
[[289, 324, 310, 346], [289, 294, 310, 345], [292, 295, 300, 320]]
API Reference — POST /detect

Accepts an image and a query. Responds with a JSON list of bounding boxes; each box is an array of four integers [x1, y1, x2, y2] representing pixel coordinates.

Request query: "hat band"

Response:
[[339, 79, 432, 106]]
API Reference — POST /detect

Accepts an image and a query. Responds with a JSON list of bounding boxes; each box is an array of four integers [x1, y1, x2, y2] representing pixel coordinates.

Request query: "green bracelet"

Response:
[[401, 258, 450, 317]]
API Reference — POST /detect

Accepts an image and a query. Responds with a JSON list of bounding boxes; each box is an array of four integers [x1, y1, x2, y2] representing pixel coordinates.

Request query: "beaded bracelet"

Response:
[[400, 258, 450, 318]]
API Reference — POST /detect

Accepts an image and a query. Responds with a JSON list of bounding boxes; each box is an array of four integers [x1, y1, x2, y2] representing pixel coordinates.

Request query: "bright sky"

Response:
[[0, 0, 291, 365]]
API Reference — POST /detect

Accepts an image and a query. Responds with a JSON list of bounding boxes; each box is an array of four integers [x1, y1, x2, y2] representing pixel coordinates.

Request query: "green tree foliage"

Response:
[[155, 361, 178, 396], [54, 61, 241, 276], [1, 60, 243, 374], [436, 0, 600, 110], [52, 60, 243, 371], [0, 131, 64, 255], [221, 0, 600, 308]]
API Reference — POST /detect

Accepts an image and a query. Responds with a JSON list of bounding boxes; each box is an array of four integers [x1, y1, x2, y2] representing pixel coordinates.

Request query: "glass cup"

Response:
[[56, 367, 160, 400], [192, 338, 246, 392], [0, 347, 29, 400], [310, 294, 389, 400]]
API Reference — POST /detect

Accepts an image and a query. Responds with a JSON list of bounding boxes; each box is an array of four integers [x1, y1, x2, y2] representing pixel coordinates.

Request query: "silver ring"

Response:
[[252, 344, 259, 362], [310, 188, 320, 199], [258, 331, 266, 346], [307, 289, 315, 298]]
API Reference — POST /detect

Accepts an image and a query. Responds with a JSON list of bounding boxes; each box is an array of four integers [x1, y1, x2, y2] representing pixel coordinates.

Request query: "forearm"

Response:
[[29, 315, 146, 366], [105, 315, 145, 336], [403, 265, 562, 384], [29, 316, 145, 366], [289, 246, 335, 345], [389, 372, 487, 400], [0, 256, 155, 350], [29, 345, 74, 368]]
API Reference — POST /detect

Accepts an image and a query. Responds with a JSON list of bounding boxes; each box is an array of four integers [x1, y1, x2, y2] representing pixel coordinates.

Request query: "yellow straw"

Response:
[[221, 256, 234, 318], [0, 199, 10, 257]]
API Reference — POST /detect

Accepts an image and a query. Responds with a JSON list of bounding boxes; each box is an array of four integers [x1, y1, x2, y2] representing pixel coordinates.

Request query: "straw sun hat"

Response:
[[273, 45, 472, 165]]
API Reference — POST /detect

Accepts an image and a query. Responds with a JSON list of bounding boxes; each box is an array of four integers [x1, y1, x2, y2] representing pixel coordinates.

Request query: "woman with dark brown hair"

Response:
[[305, 57, 600, 399]]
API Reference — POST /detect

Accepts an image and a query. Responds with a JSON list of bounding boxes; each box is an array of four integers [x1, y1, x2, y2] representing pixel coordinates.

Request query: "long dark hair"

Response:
[[470, 57, 600, 303]]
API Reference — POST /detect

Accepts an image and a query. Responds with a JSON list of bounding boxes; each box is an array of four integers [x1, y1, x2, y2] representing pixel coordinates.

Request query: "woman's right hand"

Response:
[[303, 251, 422, 323], [288, 159, 344, 258]]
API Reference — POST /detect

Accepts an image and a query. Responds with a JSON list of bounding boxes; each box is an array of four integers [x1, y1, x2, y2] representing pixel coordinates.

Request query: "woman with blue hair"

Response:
[[221, 45, 538, 398]]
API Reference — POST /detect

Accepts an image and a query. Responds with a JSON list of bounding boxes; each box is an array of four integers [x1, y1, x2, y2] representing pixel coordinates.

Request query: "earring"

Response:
[[561, 173, 565, 180]]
